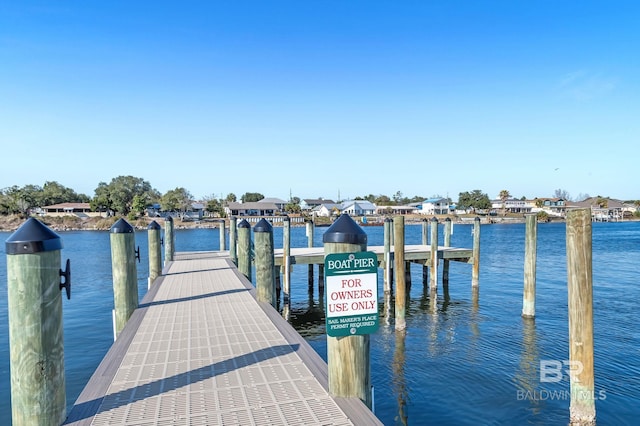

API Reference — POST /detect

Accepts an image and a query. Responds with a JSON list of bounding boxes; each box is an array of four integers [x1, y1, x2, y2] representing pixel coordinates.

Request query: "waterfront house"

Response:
[[491, 198, 533, 214], [37, 202, 102, 218], [340, 200, 377, 216], [259, 197, 287, 211], [532, 198, 568, 217], [419, 198, 450, 215], [313, 203, 341, 217], [225, 201, 280, 217], [375, 205, 419, 215], [300, 198, 335, 211]]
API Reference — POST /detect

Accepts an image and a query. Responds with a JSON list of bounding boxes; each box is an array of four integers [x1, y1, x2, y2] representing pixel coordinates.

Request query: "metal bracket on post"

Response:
[[59, 258, 71, 300], [135, 246, 141, 263]]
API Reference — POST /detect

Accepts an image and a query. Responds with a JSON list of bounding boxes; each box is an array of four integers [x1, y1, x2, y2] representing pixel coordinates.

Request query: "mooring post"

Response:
[[566, 208, 596, 423], [443, 218, 452, 286], [254, 218, 276, 307], [283, 215, 291, 302], [6, 218, 69, 425], [430, 217, 439, 289], [421, 218, 428, 286], [219, 219, 226, 251], [237, 219, 252, 280], [394, 215, 406, 331], [323, 214, 372, 408], [472, 216, 481, 287], [110, 218, 139, 340], [229, 216, 238, 265], [522, 214, 537, 318], [307, 218, 314, 288], [147, 220, 162, 289], [383, 217, 393, 296], [164, 215, 174, 265]]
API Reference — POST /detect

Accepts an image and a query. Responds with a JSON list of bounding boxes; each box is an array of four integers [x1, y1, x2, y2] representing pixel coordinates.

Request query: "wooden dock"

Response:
[[65, 251, 382, 425]]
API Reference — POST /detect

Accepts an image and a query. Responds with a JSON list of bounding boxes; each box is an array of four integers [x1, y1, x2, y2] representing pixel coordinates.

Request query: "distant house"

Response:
[[312, 203, 341, 217], [259, 197, 287, 211], [340, 200, 377, 216], [419, 198, 450, 215], [225, 201, 280, 217], [375, 205, 418, 215], [38, 202, 102, 218], [572, 197, 632, 221], [300, 198, 335, 211], [491, 198, 532, 214], [532, 198, 567, 217]]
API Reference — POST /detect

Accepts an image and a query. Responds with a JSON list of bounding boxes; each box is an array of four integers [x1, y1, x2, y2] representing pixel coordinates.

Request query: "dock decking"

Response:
[[65, 251, 382, 426]]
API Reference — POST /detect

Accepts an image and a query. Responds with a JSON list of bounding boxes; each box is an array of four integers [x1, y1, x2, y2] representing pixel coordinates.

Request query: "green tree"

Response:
[[90, 176, 159, 215], [241, 192, 264, 203], [457, 190, 491, 213], [225, 193, 237, 202], [161, 187, 193, 213], [203, 194, 225, 217], [499, 189, 511, 216]]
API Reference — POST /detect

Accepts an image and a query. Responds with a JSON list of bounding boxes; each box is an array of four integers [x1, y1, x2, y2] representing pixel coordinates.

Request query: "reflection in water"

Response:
[[393, 329, 409, 426], [514, 318, 541, 415]]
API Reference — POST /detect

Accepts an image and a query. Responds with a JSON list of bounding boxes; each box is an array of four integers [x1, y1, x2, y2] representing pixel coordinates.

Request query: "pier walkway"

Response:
[[65, 251, 382, 425]]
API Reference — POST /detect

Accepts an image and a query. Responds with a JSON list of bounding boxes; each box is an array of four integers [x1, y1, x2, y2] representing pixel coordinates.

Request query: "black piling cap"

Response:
[[165, 215, 173, 223], [431, 216, 438, 222], [253, 218, 272, 233], [5, 217, 63, 255], [110, 218, 134, 234], [323, 214, 367, 245], [237, 219, 251, 228], [148, 220, 161, 230], [282, 215, 290, 222]]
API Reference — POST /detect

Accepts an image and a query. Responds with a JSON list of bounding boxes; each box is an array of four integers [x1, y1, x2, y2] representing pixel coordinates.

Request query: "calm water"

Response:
[[1, 221, 639, 425]]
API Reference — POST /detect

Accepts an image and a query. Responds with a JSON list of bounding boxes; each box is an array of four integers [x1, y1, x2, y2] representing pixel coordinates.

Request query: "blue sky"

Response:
[[1, 1, 638, 202]]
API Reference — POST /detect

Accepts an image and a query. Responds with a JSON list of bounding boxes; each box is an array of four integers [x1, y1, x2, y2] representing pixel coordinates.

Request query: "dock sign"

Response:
[[324, 251, 378, 337]]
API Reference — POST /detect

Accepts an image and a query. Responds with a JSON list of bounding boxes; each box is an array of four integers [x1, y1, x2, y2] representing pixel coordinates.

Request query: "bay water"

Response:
[[1, 221, 639, 425]]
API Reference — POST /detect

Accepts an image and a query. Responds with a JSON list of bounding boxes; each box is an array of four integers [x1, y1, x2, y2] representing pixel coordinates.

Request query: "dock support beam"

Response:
[[254, 219, 276, 307], [394, 215, 406, 331], [566, 208, 596, 424], [148, 220, 162, 288], [522, 214, 537, 318], [323, 214, 372, 409], [110, 218, 139, 340], [6, 218, 68, 426]]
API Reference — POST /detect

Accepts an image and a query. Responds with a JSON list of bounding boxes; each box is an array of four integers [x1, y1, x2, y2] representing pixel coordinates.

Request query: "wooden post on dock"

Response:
[[323, 214, 372, 408], [394, 215, 406, 331], [254, 218, 276, 307], [522, 214, 537, 318], [110, 218, 139, 340], [147, 220, 162, 289], [383, 217, 393, 296], [164, 215, 174, 265], [421, 218, 428, 286], [6, 218, 68, 425], [307, 218, 314, 289], [430, 216, 438, 289], [283, 215, 291, 302], [219, 219, 226, 251], [443, 217, 452, 286], [229, 216, 238, 265], [237, 219, 252, 281], [472, 216, 481, 287], [566, 208, 596, 423]]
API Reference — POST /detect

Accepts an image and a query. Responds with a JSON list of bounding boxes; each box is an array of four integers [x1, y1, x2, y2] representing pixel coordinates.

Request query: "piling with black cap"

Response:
[[6, 218, 68, 425], [283, 215, 291, 301], [430, 216, 439, 289], [110, 218, 139, 339], [323, 214, 372, 408], [147, 220, 162, 288], [254, 218, 276, 306], [229, 216, 238, 265], [237, 219, 252, 280], [164, 215, 175, 264]]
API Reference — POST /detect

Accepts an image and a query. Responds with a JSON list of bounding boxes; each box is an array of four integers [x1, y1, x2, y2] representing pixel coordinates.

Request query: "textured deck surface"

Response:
[[65, 251, 381, 425]]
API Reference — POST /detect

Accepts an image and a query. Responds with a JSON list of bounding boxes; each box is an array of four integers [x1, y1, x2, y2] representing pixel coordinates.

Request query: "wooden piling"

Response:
[[566, 208, 596, 423], [421, 218, 428, 286], [6, 218, 67, 425], [164, 215, 174, 265], [147, 220, 162, 289], [307, 219, 314, 288], [323, 214, 371, 408], [237, 219, 252, 281], [394, 215, 406, 331], [522, 214, 537, 318], [430, 217, 438, 289], [443, 217, 452, 286], [383, 218, 392, 297], [110, 218, 139, 340], [283, 215, 291, 301], [219, 220, 226, 251], [229, 216, 238, 265], [254, 218, 276, 307], [472, 216, 481, 287]]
